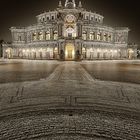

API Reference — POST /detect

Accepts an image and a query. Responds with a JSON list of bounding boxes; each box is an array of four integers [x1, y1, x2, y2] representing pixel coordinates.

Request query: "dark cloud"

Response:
[[0, 0, 139, 45]]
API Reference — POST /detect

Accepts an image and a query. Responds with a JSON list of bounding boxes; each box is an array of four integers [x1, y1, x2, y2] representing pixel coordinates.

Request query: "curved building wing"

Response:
[[4, 0, 137, 60]]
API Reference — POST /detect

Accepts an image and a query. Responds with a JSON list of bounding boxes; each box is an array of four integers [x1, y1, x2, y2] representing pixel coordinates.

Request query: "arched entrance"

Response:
[[128, 49, 134, 59], [5, 48, 12, 59], [65, 43, 75, 60]]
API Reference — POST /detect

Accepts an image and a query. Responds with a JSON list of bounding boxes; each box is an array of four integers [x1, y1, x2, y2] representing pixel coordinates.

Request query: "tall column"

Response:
[[101, 31, 104, 41], [30, 32, 32, 42], [95, 30, 97, 41], [27, 32, 31, 43], [11, 32, 15, 42], [77, 23, 82, 38], [50, 28, 53, 40], [87, 28, 90, 40], [43, 31, 46, 41], [58, 23, 63, 38]]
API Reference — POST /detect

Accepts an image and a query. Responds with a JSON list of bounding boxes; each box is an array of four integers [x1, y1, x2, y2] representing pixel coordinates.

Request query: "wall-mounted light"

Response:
[[39, 48, 43, 52], [128, 49, 134, 53], [32, 49, 35, 52], [97, 49, 100, 52], [5, 49, 10, 53]]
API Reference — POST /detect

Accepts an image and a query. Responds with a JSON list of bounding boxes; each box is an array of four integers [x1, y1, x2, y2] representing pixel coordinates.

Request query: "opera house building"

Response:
[[3, 0, 137, 60]]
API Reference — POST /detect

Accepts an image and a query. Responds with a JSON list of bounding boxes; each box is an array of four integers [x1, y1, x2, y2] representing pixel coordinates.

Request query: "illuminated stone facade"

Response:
[[3, 0, 137, 60]]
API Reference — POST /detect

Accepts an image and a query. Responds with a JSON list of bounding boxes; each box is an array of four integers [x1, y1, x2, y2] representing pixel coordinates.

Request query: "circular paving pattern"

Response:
[[0, 108, 140, 140]]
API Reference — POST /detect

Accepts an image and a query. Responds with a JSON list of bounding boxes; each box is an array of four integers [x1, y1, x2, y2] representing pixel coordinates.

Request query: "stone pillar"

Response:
[[50, 28, 53, 40], [30, 32, 32, 42], [77, 23, 82, 38], [95, 31, 97, 41], [42, 31, 45, 40], [58, 23, 63, 38], [59, 42, 65, 60], [101, 31, 104, 41], [87, 28, 90, 40], [11, 32, 15, 42], [27, 32, 30, 43]]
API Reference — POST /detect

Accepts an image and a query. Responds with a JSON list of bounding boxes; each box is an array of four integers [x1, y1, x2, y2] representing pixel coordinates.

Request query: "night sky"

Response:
[[0, 0, 140, 46]]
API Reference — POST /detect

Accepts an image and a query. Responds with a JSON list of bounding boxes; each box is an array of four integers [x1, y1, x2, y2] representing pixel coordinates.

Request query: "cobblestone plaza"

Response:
[[0, 60, 140, 139]]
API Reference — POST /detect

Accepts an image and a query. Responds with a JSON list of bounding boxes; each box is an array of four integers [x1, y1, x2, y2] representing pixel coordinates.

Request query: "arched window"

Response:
[[33, 33, 37, 41], [52, 16, 54, 20], [47, 17, 49, 20], [82, 31, 87, 40], [98, 17, 101, 23], [89, 32, 95, 40], [97, 32, 101, 41], [38, 32, 43, 41], [82, 47, 86, 52], [91, 17, 94, 21], [108, 34, 112, 42], [103, 33, 108, 42], [95, 17, 98, 22], [18, 36, 22, 41], [45, 31, 50, 40], [53, 31, 58, 40], [42, 17, 45, 22], [86, 16, 89, 20]]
